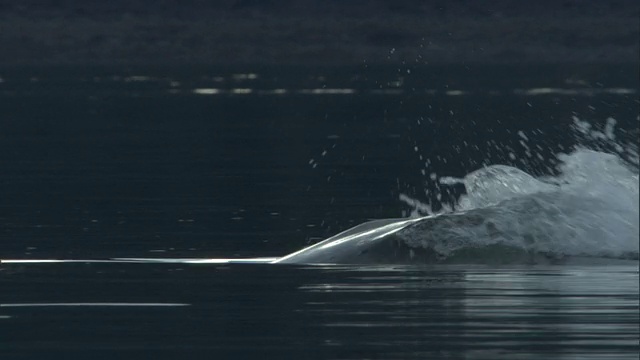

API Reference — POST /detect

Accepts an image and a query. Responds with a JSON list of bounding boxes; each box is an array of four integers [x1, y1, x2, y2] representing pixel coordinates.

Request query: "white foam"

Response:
[[398, 117, 639, 260], [458, 165, 557, 209]]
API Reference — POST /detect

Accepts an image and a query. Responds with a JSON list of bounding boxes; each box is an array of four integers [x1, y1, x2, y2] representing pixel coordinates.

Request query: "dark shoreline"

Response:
[[1, 64, 638, 96], [1, 0, 638, 66]]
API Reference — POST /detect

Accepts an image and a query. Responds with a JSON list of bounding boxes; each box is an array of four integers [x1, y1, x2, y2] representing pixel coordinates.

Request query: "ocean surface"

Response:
[[0, 64, 638, 359]]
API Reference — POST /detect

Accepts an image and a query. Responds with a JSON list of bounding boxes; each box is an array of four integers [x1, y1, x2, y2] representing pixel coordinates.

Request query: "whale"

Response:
[[273, 217, 428, 265], [271, 210, 540, 265], [90, 217, 441, 265], [3, 190, 636, 266], [272, 190, 640, 265]]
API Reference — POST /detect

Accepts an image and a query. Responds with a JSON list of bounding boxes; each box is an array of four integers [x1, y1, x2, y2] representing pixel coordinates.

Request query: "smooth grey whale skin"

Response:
[[272, 217, 431, 265], [271, 211, 584, 266]]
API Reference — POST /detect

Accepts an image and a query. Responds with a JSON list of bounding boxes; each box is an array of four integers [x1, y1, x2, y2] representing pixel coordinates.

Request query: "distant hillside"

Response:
[[0, 0, 638, 65]]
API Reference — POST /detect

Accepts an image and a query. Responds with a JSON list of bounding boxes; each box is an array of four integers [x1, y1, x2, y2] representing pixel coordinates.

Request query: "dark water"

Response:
[[1, 65, 638, 358], [2, 262, 638, 359]]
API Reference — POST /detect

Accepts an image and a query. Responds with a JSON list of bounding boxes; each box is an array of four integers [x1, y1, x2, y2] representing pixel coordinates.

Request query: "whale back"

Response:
[[273, 217, 424, 264]]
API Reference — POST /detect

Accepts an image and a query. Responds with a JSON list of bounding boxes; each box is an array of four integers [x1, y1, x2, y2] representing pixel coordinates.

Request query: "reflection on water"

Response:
[[299, 266, 639, 358], [1, 262, 637, 359], [1, 66, 637, 99], [0, 302, 190, 307]]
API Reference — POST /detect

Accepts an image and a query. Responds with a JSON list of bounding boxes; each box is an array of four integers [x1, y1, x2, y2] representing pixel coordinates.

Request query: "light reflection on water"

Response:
[[1, 258, 638, 358], [1, 70, 637, 98], [296, 265, 639, 359]]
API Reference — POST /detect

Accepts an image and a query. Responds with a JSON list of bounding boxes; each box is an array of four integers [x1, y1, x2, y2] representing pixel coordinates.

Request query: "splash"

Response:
[[397, 118, 639, 262]]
